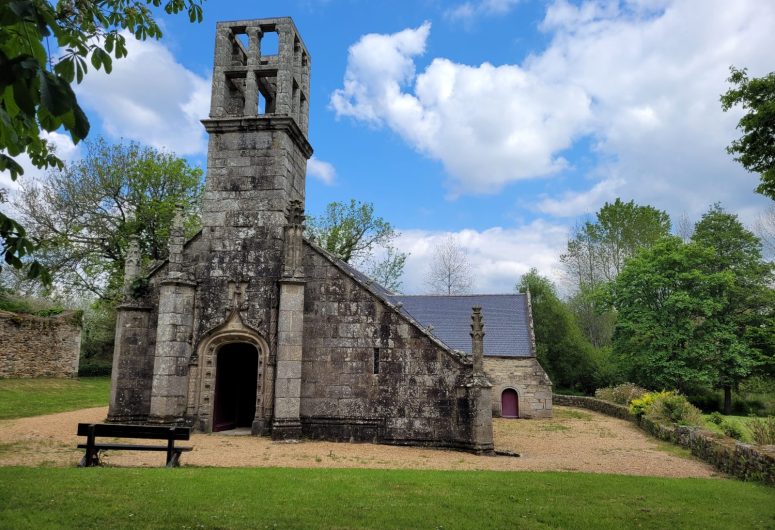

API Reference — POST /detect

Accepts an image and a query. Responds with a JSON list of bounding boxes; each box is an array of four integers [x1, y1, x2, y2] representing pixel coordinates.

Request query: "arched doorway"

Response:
[[213, 343, 259, 432], [501, 388, 519, 418]]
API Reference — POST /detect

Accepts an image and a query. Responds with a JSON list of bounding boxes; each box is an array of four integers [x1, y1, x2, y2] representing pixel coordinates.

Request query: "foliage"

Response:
[[721, 66, 775, 200], [708, 411, 724, 425], [307, 199, 407, 291], [748, 416, 775, 445], [690, 204, 774, 412], [721, 420, 745, 441], [518, 269, 598, 392], [594, 383, 648, 405], [366, 245, 407, 293], [0, 287, 62, 316], [425, 235, 472, 295], [631, 391, 703, 427], [562, 199, 670, 347], [0, 377, 110, 420], [610, 237, 739, 391], [80, 300, 116, 361], [77, 357, 113, 377], [1, 468, 773, 529], [0, 0, 203, 277], [14, 138, 202, 301]]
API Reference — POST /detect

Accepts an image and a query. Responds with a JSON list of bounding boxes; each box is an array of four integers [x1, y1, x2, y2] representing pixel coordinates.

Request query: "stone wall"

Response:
[[0, 310, 81, 378], [554, 394, 775, 484], [301, 243, 492, 451], [484, 357, 552, 418]]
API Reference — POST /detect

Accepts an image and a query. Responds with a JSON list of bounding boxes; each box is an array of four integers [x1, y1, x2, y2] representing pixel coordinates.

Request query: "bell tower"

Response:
[[184, 18, 312, 433]]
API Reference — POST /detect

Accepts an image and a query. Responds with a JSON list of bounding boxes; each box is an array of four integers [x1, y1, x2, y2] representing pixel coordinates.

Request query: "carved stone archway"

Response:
[[187, 311, 270, 433]]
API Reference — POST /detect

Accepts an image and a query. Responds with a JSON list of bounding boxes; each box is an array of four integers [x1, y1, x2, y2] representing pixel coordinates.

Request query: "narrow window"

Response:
[[373, 347, 380, 375]]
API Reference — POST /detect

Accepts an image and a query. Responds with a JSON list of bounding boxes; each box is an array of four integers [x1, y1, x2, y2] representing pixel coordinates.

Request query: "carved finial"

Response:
[[123, 236, 142, 299], [282, 200, 305, 279], [470, 306, 485, 373]]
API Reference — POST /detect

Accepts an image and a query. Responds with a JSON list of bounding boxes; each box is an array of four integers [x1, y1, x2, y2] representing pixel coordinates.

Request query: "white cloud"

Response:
[[445, 0, 521, 22], [307, 156, 336, 185], [395, 221, 569, 294], [332, 1, 775, 220], [536, 178, 624, 217], [331, 23, 592, 196], [0, 131, 80, 198], [76, 32, 210, 156]]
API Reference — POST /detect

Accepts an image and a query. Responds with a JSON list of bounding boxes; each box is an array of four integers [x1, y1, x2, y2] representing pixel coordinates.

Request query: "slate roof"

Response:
[[389, 294, 534, 358]]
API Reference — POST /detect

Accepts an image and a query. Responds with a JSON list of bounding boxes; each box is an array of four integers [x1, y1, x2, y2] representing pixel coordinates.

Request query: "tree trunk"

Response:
[[723, 386, 732, 415]]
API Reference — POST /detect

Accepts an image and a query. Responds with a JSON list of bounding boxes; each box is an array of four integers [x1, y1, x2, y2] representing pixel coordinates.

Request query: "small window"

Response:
[[373, 347, 380, 375], [261, 31, 279, 56]]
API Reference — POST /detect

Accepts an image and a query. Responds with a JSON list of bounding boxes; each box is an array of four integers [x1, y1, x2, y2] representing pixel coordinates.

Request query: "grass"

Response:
[[554, 408, 593, 421], [0, 377, 111, 420], [702, 414, 761, 443], [0, 467, 773, 529]]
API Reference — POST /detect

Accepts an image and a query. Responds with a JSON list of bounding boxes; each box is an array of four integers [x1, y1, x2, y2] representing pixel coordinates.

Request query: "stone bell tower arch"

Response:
[[146, 18, 313, 432]]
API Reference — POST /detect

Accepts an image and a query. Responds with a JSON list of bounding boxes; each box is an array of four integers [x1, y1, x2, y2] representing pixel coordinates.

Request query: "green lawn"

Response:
[[0, 377, 111, 420], [0, 468, 772, 529]]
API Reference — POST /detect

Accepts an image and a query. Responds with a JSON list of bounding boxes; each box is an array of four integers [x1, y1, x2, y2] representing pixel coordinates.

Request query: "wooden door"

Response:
[[501, 389, 519, 418]]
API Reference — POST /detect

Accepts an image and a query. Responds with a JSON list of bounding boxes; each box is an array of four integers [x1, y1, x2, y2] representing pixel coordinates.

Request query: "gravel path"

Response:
[[0, 406, 719, 478]]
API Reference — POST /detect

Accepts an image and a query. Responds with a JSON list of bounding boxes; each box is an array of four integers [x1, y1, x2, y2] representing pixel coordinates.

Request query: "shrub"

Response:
[[78, 358, 113, 377], [749, 416, 775, 445], [630, 391, 703, 426], [708, 411, 724, 425], [595, 383, 649, 405], [722, 421, 746, 440]]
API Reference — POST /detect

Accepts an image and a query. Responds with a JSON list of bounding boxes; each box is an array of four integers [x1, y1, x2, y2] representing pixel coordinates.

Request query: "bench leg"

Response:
[[166, 450, 182, 468], [79, 449, 100, 467]]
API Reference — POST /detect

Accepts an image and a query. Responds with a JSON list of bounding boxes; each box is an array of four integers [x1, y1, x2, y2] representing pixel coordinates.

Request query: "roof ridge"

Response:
[[392, 293, 523, 298]]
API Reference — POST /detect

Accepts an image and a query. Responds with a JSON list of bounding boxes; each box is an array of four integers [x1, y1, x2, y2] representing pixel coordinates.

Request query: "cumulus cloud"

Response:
[[331, 22, 592, 196], [395, 221, 569, 294], [307, 156, 336, 185], [445, 0, 521, 22], [536, 178, 624, 217], [76, 32, 210, 156], [332, 1, 775, 219], [0, 131, 80, 197]]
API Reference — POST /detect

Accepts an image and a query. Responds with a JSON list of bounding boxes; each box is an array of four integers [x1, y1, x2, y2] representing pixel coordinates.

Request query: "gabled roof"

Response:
[[389, 294, 535, 358]]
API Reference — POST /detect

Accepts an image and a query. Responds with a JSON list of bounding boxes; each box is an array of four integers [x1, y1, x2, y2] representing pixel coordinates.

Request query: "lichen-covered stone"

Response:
[[0, 310, 81, 378]]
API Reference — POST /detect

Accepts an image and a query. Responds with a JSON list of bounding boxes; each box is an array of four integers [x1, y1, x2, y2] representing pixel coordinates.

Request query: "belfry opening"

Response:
[[213, 343, 259, 432]]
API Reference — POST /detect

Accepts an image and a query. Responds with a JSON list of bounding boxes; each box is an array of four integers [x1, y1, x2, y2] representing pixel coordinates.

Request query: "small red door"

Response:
[[501, 389, 519, 418]]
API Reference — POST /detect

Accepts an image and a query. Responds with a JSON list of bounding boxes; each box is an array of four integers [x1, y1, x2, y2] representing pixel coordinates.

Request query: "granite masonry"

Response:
[[108, 16, 550, 451], [0, 310, 81, 378]]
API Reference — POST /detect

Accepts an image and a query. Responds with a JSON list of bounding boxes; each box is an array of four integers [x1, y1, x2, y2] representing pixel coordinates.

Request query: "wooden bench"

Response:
[[77, 423, 192, 468]]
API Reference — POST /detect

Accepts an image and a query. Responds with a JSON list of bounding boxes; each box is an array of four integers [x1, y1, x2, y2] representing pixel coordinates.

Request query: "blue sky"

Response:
[[3, 0, 774, 294]]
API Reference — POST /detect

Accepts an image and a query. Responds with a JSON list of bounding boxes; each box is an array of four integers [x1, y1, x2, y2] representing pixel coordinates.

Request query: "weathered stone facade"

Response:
[[484, 357, 552, 419], [108, 17, 494, 452], [0, 310, 81, 378]]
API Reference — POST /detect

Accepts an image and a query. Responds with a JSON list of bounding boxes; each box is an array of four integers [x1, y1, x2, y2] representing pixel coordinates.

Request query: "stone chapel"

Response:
[[108, 17, 551, 453]]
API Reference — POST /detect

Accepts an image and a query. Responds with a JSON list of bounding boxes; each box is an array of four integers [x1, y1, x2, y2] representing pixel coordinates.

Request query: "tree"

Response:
[[609, 224, 773, 409], [561, 198, 671, 347], [0, 0, 204, 276], [14, 138, 202, 301], [307, 199, 408, 291], [609, 237, 730, 392], [425, 235, 472, 295], [753, 205, 775, 258], [690, 204, 774, 413], [721, 66, 775, 200], [518, 269, 598, 392]]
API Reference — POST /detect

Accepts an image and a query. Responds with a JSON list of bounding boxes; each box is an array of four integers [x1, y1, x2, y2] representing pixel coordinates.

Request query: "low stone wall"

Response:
[[554, 394, 775, 485], [0, 310, 82, 378], [552, 394, 631, 421]]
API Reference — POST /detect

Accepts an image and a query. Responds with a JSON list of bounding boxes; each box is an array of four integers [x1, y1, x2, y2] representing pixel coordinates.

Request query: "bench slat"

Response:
[[76, 423, 190, 440], [77, 443, 192, 452]]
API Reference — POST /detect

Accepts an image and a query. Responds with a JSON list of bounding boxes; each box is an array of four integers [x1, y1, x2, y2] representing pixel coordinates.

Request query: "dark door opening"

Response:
[[213, 343, 258, 432], [501, 389, 519, 418]]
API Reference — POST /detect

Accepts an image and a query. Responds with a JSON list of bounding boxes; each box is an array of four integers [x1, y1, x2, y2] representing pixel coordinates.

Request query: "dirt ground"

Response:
[[0, 406, 719, 478]]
